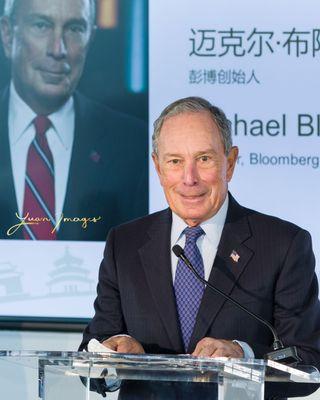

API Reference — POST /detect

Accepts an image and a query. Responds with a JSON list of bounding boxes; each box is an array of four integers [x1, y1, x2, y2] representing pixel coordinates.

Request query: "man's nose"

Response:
[[183, 161, 199, 186], [47, 30, 67, 59]]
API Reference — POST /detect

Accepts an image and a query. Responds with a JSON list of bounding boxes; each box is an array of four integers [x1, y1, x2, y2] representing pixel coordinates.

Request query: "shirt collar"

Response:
[[9, 81, 74, 149], [171, 194, 229, 246], [49, 96, 74, 150], [9, 81, 36, 144]]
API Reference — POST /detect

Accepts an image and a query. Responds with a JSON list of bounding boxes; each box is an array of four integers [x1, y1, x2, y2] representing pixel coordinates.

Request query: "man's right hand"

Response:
[[102, 335, 145, 354]]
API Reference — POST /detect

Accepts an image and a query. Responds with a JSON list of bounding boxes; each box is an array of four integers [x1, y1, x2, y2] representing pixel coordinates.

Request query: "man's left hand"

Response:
[[192, 337, 244, 358], [102, 335, 145, 354]]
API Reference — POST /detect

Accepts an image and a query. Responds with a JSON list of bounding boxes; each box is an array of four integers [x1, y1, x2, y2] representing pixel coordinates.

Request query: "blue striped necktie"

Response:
[[174, 226, 205, 351], [22, 115, 56, 240]]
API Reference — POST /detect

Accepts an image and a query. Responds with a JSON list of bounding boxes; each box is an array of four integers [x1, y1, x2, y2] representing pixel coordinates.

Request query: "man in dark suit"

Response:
[[80, 97, 320, 398], [0, 88, 147, 241], [0, 0, 147, 241]]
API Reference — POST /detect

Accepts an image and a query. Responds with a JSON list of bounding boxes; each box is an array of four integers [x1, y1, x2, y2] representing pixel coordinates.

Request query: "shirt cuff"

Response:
[[233, 340, 255, 359]]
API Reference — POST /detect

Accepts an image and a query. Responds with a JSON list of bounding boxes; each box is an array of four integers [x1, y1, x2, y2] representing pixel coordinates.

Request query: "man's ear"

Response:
[[152, 152, 165, 186], [152, 152, 161, 176], [0, 16, 14, 59], [89, 24, 97, 44], [226, 146, 239, 182]]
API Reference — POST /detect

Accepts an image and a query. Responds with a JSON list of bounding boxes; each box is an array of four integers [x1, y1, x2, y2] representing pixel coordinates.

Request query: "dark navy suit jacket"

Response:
[[0, 87, 148, 241], [81, 195, 320, 398]]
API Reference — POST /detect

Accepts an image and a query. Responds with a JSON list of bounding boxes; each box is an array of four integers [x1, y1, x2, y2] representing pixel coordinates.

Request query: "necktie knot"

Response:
[[34, 115, 51, 137], [184, 226, 204, 243]]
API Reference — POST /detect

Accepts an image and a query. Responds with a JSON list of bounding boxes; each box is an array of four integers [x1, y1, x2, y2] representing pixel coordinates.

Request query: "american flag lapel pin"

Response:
[[90, 150, 101, 163], [230, 250, 240, 263]]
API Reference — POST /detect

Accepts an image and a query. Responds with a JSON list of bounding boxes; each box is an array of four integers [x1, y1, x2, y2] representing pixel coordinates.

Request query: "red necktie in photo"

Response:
[[22, 115, 56, 240]]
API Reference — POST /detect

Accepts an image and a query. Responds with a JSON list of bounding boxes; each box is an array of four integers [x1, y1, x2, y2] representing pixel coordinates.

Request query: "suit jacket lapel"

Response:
[[59, 92, 86, 220], [0, 87, 21, 239], [138, 209, 184, 353], [58, 93, 103, 239], [189, 195, 254, 352]]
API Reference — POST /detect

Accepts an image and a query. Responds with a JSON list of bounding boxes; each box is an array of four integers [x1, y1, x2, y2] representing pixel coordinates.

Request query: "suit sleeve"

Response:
[[79, 228, 127, 350], [273, 229, 320, 368]]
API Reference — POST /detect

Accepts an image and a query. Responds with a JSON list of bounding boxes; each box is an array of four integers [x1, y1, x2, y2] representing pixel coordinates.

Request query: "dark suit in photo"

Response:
[[0, 87, 148, 241]]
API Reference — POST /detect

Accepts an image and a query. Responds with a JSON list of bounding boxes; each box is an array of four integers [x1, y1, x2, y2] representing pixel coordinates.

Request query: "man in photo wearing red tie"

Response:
[[0, 0, 147, 241]]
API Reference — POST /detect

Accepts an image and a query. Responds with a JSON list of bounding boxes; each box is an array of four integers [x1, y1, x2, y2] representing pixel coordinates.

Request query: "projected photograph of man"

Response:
[[0, 0, 148, 241]]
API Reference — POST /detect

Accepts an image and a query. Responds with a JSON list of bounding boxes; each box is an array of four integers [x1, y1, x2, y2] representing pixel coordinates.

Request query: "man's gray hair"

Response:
[[3, 0, 16, 19], [3, 0, 96, 25], [152, 96, 232, 155]]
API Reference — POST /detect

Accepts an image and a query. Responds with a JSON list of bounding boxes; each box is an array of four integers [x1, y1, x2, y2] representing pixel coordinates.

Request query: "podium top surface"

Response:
[[0, 351, 319, 384]]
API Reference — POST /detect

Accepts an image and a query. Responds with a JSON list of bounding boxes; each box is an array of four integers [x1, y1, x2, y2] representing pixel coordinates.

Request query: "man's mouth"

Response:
[[180, 193, 206, 200], [38, 68, 70, 84], [43, 70, 65, 75], [38, 66, 69, 73]]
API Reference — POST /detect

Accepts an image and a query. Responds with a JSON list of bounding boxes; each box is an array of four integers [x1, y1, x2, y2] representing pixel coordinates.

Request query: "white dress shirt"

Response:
[[171, 195, 228, 282], [171, 195, 254, 359], [8, 82, 75, 226]]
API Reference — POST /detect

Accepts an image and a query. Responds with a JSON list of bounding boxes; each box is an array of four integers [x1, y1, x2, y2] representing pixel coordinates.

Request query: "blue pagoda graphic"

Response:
[[0, 261, 27, 300], [47, 247, 94, 296]]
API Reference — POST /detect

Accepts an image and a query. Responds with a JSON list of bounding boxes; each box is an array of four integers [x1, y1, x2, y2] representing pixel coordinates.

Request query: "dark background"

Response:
[[0, 0, 148, 121]]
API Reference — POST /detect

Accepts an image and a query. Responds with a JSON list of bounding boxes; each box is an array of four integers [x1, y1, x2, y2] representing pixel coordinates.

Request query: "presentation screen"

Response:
[[0, 0, 148, 322], [0, 0, 319, 323], [149, 0, 320, 281]]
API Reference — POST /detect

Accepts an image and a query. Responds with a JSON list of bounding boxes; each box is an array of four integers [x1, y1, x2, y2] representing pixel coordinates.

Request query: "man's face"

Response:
[[0, 0, 93, 113], [153, 111, 238, 226]]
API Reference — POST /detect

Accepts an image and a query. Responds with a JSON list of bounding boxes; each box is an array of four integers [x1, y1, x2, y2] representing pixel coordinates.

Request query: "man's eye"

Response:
[[68, 24, 86, 34], [169, 159, 181, 165], [32, 21, 50, 31], [199, 156, 210, 162]]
